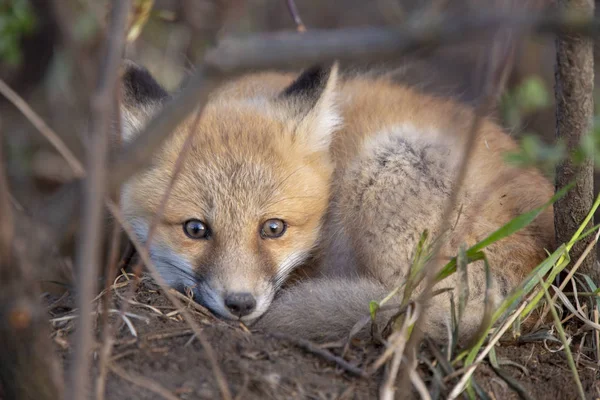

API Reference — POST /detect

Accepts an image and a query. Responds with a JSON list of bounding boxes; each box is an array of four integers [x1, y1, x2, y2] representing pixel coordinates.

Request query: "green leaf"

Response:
[[582, 275, 600, 310], [437, 181, 571, 282], [0, 0, 37, 66], [515, 76, 550, 113], [369, 300, 379, 320]]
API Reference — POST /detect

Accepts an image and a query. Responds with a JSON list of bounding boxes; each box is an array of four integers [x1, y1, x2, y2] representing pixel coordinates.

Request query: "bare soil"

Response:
[[47, 278, 600, 400]]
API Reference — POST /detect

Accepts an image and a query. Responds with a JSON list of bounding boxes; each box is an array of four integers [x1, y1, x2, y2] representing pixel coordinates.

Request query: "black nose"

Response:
[[224, 292, 256, 317]]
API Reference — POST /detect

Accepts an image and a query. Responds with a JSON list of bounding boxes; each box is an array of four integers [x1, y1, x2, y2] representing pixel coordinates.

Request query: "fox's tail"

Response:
[[253, 274, 503, 344], [253, 278, 390, 342]]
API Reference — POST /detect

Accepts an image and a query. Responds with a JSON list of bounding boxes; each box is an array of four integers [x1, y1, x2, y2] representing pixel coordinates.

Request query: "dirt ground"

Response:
[[47, 277, 600, 400]]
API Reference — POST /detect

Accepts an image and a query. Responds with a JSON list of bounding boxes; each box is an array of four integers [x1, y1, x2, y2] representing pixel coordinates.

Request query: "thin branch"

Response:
[[534, 228, 600, 331], [105, 200, 233, 400], [96, 85, 125, 400], [168, 288, 217, 320], [110, 68, 217, 192], [285, 0, 306, 32], [67, 2, 131, 400], [0, 79, 85, 177], [0, 124, 13, 260], [95, 105, 207, 396], [268, 332, 369, 378], [132, 107, 205, 270], [448, 301, 529, 399], [397, 21, 516, 392], [96, 108, 208, 397]]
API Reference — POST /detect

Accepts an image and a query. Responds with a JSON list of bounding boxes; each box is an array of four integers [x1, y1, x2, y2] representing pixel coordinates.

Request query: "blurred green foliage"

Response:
[[504, 135, 565, 177], [501, 75, 551, 130], [503, 75, 600, 176], [0, 0, 36, 66]]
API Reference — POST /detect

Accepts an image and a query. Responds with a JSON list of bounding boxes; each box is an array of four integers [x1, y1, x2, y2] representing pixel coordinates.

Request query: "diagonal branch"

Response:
[[105, 200, 233, 400], [395, 18, 517, 396], [0, 79, 84, 177], [285, 0, 306, 32]]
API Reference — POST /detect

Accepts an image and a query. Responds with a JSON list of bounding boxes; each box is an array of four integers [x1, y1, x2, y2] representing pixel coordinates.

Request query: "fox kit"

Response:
[[119, 62, 554, 342]]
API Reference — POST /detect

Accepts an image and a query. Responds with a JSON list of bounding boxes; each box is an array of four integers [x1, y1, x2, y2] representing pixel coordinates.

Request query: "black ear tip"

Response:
[[281, 63, 336, 98], [121, 60, 168, 106], [121, 60, 149, 87]]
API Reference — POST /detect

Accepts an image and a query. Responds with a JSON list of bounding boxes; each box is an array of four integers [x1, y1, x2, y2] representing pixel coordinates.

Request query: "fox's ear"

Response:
[[280, 63, 340, 152], [120, 61, 169, 142]]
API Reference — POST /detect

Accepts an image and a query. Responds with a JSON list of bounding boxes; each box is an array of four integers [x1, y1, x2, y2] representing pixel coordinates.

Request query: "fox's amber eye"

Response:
[[260, 219, 287, 239], [183, 219, 210, 240]]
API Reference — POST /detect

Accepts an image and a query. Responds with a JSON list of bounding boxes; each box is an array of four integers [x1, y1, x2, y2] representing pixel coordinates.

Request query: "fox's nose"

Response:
[[224, 292, 256, 317]]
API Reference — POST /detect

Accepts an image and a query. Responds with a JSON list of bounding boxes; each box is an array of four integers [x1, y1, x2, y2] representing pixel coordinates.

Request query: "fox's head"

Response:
[[119, 62, 340, 322]]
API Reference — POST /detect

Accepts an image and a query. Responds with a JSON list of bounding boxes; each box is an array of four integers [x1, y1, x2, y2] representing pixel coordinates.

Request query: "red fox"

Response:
[[119, 62, 554, 342]]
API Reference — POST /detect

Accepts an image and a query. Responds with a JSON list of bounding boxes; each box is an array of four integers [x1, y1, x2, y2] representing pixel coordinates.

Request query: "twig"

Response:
[[67, 2, 131, 400], [410, 368, 432, 400], [0, 79, 84, 177], [399, 18, 516, 393], [127, 106, 204, 282], [0, 126, 13, 260], [539, 276, 586, 400], [109, 68, 219, 194], [105, 200, 233, 400], [377, 304, 419, 400], [96, 85, 124, 400], [145, 328, 194, 341], [268, 332, 368, 378], [285, 0, 306, 32], [204, 12, 600, 74], [448, 301, 529, 399], [108, 363, 180, 400], [168, 288, 216, 319], [95, 335, 114, 400], [534, 228, 600, 329], [594, 308, 599, 364], [98, 107, 208, 397]]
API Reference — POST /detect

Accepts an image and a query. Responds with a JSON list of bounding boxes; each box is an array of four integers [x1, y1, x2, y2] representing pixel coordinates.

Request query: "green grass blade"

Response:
[[521, 191, 600, 318], [437, 182, 571, 282], [538, 275, 586, 400], [457, 244, 568, 365], [582, 274, 600, 310]]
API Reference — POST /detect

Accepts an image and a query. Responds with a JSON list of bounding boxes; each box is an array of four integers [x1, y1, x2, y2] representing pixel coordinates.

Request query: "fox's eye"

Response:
[[183, 219, 211, 240], [260, 219, 287, 239]]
